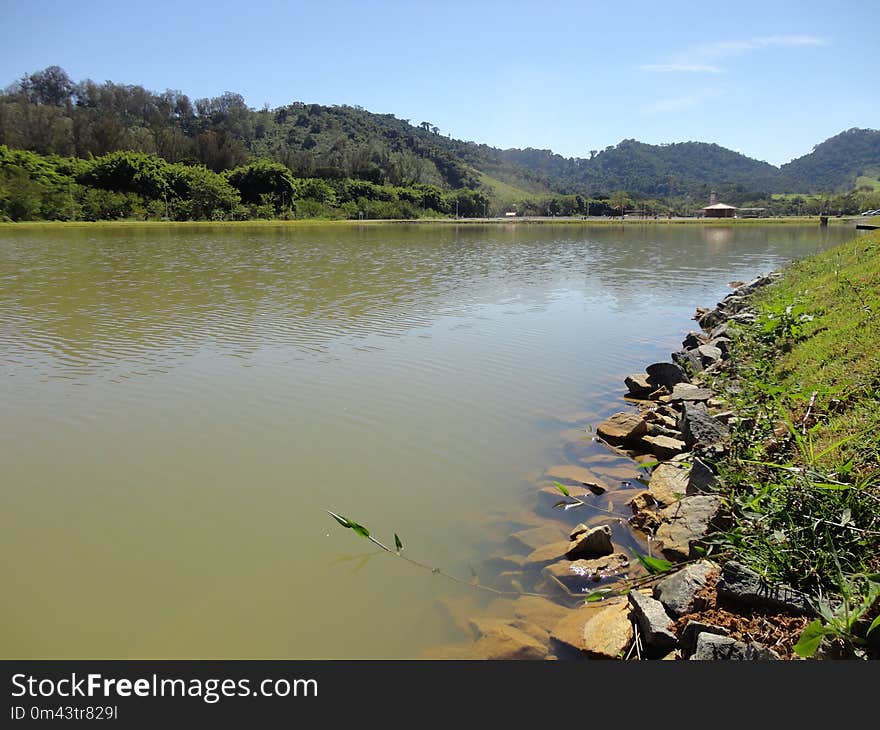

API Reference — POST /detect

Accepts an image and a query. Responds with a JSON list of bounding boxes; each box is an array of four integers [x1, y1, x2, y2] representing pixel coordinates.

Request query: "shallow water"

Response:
[[0, 222, 853, 658]]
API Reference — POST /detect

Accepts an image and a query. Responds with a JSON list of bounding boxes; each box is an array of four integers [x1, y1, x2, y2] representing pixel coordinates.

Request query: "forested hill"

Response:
[[779, 128, 880, 192], [0, 66, 550, 197], [500, 140, 782, 199], [1, 66, 879, 202]]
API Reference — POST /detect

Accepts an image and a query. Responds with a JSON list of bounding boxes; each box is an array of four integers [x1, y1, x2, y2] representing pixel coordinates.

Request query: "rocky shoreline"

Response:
[[443, 272, 824, 660]]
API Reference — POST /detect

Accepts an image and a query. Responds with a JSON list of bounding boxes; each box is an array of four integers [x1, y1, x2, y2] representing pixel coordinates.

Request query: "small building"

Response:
[[703, 202, 737, 218]]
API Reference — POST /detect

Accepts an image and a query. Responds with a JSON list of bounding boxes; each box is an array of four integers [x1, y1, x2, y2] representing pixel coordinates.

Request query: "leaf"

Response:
[[584, 588, 613, 603], [636, 460, 661, 470], [793, 620, 828, 658], [394, 533, 403, 553], [349, 521, 370, 539], [631, 550, 674, 575], [554, 481, 571, 497], [326, 510, 351, 529], [867, 615, 880, 637]]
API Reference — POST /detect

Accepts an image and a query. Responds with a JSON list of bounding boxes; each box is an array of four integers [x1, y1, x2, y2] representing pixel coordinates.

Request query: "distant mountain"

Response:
[[1, 66, 878, 202], [500, 140, 781, 200], [780, 128, 880, 192]]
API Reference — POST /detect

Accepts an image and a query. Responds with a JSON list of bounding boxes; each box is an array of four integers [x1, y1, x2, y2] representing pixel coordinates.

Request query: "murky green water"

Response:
[[0, 222, 853, 658]]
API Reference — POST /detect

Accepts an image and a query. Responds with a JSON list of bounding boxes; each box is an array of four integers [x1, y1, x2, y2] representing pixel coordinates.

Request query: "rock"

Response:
[[646, 462, 690, 506], [646, 362, 689, 388], [647, 422, 684, 439], [690, 633, 781, 661], [679, 401, 730, 449], [730, 311, 757, 324], [565, 525, 614, 559], [641, 434, 687, 459], [510, 525, 566, 553], [653, 561, 717, 617], [697, 308, 726, 331], [655, 495, 726, 561], [569, 523, 589, 540], [628, 490, 658, 513], [543, 553, 630, 592], [672, 348, 704, 375], [686, 457, 718, 494], [628, 591, 677, 652], [708, 336, 732, 357], [596, 412, 648, 445], [582, 601, 634, 659], [732, 275, 774, 297], [680, 621, 729, 656], [682, 331, 708, 349], [708, 322, 732, 340], [696, 344, 723, 364], [549, 606, 601, 653], [469, 623, 549, 660], [624, 373, 654, 398], [512, 596, 569, 635], [522, 540, 572, 568], [716, 561, 812, 614], [670, 383, 714, 402]]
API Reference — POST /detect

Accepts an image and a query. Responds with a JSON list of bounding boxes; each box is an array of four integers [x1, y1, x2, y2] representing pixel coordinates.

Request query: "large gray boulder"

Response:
[[670, 383, 714, 402], [690, 633, 780, 660], [716, 561, 813, 615], [655, 495, 727, 561], [646, 362, 689, 389], [679, 401, 730, 449], [628, 591, 677, 652], [653, 561, 717, 617], [686, 457, 719, 494]]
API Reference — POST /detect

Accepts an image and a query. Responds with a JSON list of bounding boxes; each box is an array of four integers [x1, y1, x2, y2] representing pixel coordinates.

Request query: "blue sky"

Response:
[[1, 0, 876, 166]]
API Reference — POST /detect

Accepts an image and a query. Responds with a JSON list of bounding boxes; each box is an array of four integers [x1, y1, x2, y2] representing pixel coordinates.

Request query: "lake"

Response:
[[0, 222, 853, 658]]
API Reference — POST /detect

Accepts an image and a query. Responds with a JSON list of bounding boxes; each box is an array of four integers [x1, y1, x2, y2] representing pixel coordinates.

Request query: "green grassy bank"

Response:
[[706, 229, 880, 656]]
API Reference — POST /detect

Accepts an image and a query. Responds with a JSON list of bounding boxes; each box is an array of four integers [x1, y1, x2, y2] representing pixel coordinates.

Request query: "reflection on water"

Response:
[[0, 223, 852, 658]]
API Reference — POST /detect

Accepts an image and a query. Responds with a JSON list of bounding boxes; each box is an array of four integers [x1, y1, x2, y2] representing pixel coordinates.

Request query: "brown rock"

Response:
[[509, 525, 566, 552], [469, 623, 548, 660], [646, 462, 689, 506], [565, 525, 614, 559], [512, 596, 569, 634], [597, 412, 649, 445], [582, 600, 634, 659], [523, 540, 571, 567], [624, 373, 654, 398], [549, 606, 602, 653], [642, 434, 687, 459]]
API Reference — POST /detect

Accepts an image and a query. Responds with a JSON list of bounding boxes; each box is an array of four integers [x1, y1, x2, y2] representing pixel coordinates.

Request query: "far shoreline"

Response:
[[0, 216, 856, 229]]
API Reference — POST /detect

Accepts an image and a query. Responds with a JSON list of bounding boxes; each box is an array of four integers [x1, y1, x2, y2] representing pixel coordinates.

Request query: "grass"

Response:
[[698, 229, 880, 654]]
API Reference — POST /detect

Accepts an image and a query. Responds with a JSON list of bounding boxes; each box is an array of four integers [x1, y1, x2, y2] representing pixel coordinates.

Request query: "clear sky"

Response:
[[1, 0, 876, 166]]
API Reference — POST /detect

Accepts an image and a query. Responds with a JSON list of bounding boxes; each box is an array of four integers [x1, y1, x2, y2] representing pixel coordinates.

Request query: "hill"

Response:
[[779, 128, 880, 192], [2, 66, 879, 210]]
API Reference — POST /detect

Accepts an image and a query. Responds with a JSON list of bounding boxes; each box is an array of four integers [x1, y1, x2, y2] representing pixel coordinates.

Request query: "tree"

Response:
[[608, 190, 632, 217]]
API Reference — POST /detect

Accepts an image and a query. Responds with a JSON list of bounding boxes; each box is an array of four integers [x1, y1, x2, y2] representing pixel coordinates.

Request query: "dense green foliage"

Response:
[[2, 66, 879, 220], [781, 129, 880, 192]]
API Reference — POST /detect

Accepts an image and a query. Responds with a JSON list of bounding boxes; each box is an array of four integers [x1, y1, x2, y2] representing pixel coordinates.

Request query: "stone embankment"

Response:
[[454, 272, 820, 660]]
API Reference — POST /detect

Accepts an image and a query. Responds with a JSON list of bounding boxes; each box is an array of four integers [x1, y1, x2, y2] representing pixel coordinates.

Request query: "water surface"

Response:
[[0, 222, 852, 657]]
